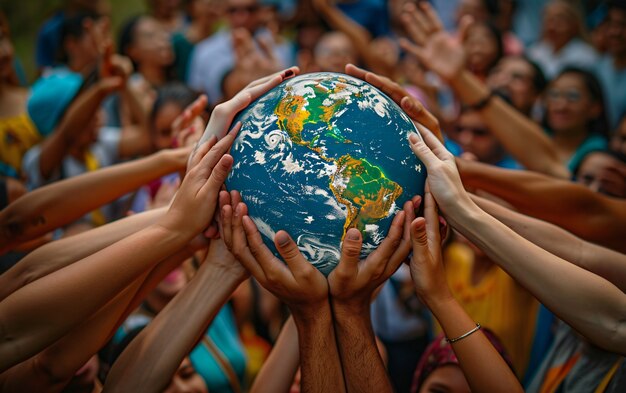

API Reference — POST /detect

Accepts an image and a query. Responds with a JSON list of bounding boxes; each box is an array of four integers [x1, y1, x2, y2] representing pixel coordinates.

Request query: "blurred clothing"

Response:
[[527, 38, 599, 79], [441, 242, 541, 378], [188, 29, 293, 105], [595, 56, 626, 130], [35, 11, 65, 70], [0, 113, 42, 178], [512, 0, 550, 46], [527, 321, 625, 393], [172, 32, 196, 82], [567, 133, 608, 173], [337, 0, 390, 37], [114, 303, 247, 393]]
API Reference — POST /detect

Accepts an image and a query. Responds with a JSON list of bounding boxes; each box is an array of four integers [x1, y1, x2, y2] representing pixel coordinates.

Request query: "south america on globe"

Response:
[[225, 72, 426, 275]]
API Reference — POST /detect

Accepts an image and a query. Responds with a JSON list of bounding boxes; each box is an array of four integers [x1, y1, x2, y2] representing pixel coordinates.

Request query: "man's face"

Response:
[[576, 152, 626, 198], [226, 0, 259, 32], [607, 8, 626, 56], [451, 111, 505, 165], [314, 32, 357, 73]]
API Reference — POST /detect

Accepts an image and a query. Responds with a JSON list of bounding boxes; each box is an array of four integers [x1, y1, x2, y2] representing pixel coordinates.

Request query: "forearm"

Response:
[[331, 304, 391, 393], [293, 304, 346, 393], [251, 317, 300, 393], [449, 71, 568, 178], [104, 261, 246, 393], [0, 151, 183, 252], [425, 295, 523, 393], [458, 161, 626, 252], [0, 208, 166, 302], [453, 203, 626, 354], [118, 85, 152, 157], [472, 195, 626, 293], [0, 224, 189, 371], [38, 86, 107, 179]]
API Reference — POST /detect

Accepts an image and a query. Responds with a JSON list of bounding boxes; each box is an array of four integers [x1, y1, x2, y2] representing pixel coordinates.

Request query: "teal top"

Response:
[[172, 32, 195, 82], [114, 303, 247, 393], [567, 133, 608, 174]]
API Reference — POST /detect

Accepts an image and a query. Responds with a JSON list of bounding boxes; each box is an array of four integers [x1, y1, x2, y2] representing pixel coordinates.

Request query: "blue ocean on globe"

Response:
[[225, 72, 426, 275]]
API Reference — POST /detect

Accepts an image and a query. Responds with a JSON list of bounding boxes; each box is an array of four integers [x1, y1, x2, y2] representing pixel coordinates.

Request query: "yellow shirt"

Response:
[[0, 113, 42, 178], [441, 242, 539, 378]]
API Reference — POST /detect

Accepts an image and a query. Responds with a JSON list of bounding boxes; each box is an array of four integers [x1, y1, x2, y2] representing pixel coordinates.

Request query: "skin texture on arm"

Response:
[[400, 2, 568, 179], [103, 239, 247, 393], [408, 127, 626, 355], [0, 147, 190, 253], [328, 202, 415, 393], [458, 159, 626, 253], [0, 135, 235, 372], [0, 207, 166, 302], [471, 194, 626, 293], [409, 188, 522, 393], [250, 317, 299, 393], [220, 191, 346, 393]]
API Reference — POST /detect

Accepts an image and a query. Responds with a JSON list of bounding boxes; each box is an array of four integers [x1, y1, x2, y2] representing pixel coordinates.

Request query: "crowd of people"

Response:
[[1, 0, 626, 392]]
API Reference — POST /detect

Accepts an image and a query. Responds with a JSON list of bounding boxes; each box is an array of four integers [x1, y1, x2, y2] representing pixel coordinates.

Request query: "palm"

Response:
[[420, 32, 465, 81]]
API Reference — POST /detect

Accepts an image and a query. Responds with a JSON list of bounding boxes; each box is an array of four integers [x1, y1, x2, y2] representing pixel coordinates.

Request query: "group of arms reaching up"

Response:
[[2, 5, 626, 388]]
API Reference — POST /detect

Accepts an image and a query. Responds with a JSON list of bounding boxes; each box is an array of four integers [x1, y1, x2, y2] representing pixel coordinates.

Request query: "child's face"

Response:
[[153, 102, 183, 150]]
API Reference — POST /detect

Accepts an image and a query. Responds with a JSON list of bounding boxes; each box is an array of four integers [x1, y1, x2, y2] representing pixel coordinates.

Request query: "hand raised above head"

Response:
[[328, 199, 415, 313], [398, 2, 471, 82], [158, 128, 238, 238], [345, 63, 443, 142]]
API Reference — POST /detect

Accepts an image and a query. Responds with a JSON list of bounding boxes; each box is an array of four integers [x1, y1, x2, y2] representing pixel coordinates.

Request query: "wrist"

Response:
[[449, 70, 491, 105], [331, 298, 371, 320], [291, 299, 332, 325]]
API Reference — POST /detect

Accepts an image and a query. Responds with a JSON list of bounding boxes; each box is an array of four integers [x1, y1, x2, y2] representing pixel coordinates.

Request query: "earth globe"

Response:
[[225, 72, 426, 275]]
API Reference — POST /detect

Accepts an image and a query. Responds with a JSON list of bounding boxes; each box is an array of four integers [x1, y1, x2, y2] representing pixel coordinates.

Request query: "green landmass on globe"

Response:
[[226, 72, 426, 275]]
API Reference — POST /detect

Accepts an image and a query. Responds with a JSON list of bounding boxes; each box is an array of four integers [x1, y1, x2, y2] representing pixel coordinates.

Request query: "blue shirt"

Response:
[[35, 11, 65, 69], [595, 55, 626, 130]]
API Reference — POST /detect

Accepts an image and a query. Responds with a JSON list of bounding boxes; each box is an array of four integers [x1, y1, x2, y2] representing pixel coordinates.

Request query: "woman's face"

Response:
[[163, 357, 208, 393], [419, 364, 471, 393], [129, 17, 174, 67], [155, 266, 188, 299], [464, 24, 499, 75], [546, 73, 599, 133]]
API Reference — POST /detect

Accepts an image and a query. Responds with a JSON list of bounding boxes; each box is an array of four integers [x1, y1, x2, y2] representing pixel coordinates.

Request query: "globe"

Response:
[[225, 72, 426, 275]]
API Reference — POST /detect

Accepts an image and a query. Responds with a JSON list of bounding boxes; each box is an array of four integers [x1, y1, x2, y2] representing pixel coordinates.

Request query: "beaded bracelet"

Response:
[[446, 323, 481, 344]]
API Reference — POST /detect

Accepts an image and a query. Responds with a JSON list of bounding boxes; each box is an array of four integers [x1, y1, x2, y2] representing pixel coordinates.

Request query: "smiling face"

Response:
[[418, 364, 471, 393], [546, 72, 601, 134], [128, 16, 174, 68]]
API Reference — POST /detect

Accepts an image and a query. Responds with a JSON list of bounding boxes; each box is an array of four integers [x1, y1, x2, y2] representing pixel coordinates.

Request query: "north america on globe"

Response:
[[226, 72, 426, 275]]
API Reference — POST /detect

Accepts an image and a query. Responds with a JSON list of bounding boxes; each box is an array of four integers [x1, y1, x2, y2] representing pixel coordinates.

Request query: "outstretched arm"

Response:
[[0, 147, 190, 253], [328, 201, 414, 393], [408, 126, 626, 355], [471, 194, 626, 293], [410, 188, 522, 393], [104, 238, 246, 393], [0, 135, 234, 372], [250, 317, 300, 393], [221, 191, 345, 393], [458, 159, 626, 253], [400, 2, 568, 178]]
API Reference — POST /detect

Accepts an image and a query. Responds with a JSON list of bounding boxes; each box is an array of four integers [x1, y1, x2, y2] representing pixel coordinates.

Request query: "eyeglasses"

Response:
[[453, 125, 490, 137], [226, 4, 259, 15], [546, 88, 583, 103]]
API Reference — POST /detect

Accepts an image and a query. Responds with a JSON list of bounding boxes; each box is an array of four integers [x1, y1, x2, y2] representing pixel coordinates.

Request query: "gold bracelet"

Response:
[[446, 323, 481, 344]]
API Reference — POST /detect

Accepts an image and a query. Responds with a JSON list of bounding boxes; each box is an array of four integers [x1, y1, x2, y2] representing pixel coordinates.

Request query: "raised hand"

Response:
[[399, 2, 471, 82], [408, 126, 473, 219], [345, 63, 443, 141], [158, 129, 238, 239], [172, 95, 208, 148], [408, 187, 453, 305], [328, 200, 415, 312], [219, 197, 328, 317]]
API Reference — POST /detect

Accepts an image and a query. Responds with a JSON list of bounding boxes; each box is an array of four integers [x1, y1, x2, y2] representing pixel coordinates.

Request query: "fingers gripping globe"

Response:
[[225, 72, 426, 275]]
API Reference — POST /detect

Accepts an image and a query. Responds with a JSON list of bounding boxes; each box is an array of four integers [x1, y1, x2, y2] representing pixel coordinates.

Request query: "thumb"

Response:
[[275, 230, 307, 273], [408, 132, 439, 167], [337, 228, 362, 278], [410, 217, 429, 254]]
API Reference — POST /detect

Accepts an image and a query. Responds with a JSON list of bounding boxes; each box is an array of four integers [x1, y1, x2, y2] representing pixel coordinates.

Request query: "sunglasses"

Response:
[[227, 4, 259, 14]]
